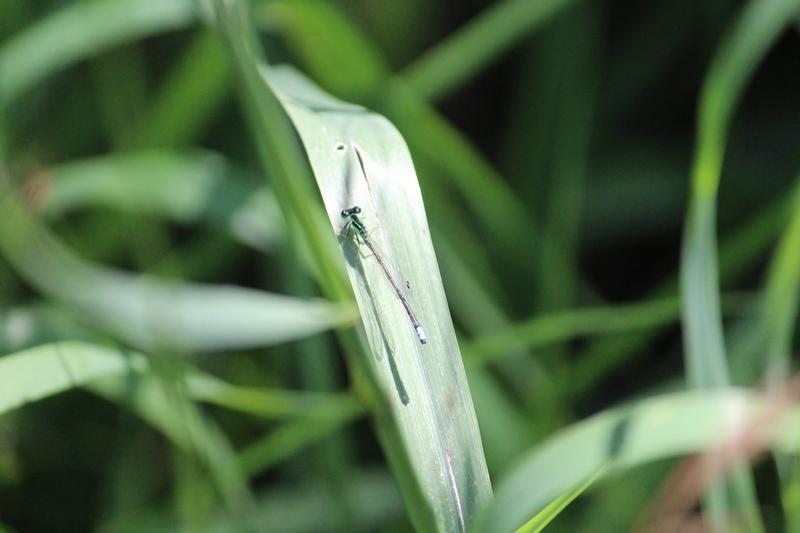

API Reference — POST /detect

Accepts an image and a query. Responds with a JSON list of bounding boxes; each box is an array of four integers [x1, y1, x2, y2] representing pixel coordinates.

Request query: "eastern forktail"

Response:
[[341, 206, 427, 345]]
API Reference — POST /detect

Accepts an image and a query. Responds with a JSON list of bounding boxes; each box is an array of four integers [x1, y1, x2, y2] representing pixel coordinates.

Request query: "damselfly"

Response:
[[341, 206, 427, 345]]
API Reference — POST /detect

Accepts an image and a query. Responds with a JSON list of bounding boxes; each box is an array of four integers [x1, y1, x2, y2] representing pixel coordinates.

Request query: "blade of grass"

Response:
[[0, 339, 367, 524], [567, 187, 793, 399], [89, 369, 255, 522], [263, 63, 494, 530], [533, 4, 598, 317], [0, 341, 146, 414], [238, 405, 365, 477], [0, 341, 359, 422], [681, 0, 799, 527], [400, 0, 581, 102], [683, 0, 799, 387], [211, 0, 349, 302], [466, 292, 755, 366], [259, 0, 386, 100], [730, 178, 800, 386], [476, 387, 800, 532], [186, 372, 361, 420], [760, 179, 800, 386], [90, 44, 149, 149], [516, 467, 605, 533], [135, 28, 232, 148], [0, 190, 355, 352], [284, 247, 359, 526], [752, 178, 800, 528], [37, 150, 284, 252], [0, 0, 197, 107], [0, 303, 97, 353], [213, 2, 492, 529], [263, 1, 577, 292], [172, 449, 217, 532]]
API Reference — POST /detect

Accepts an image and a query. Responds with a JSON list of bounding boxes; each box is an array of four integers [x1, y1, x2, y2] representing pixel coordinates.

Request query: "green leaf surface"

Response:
[[477, 388, 800, 532], [266, 1, 563, 286], [0, 191, 355, 353], [0, 340, 359, 421], [261, 63, 492, 532], [0, 339, 363, 517], [213, 1, 493, 529], [0, 340, 145, 414]]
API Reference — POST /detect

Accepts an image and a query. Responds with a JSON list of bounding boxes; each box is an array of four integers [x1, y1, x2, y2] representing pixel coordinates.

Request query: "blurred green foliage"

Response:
[[1, 0, 799, 531]]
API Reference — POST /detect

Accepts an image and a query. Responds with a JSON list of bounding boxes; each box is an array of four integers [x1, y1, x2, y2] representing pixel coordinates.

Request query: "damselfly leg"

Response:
[[340, 206, 427, 345]]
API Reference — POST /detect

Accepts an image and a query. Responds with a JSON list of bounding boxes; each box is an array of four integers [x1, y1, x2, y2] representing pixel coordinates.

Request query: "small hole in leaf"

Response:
[[335, 142, 346, 151]]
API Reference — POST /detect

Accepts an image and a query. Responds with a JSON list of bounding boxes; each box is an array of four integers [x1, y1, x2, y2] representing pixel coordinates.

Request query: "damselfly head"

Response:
[[341, 206, 361, 218]]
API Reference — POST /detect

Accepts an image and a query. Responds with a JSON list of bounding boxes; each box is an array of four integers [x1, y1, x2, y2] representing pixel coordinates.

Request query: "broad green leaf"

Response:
[[476, 388, 800, 532], [262, 63, 493, 531], [0, 340, 359, 421], [211, 1, 492, 529], [261, 3, 588, 459], [0, 191, 355, 353], [0, 338, 256, 515], [265, 0, 558, 287], [212, 0, 350, 303], [0, 341, 145, 414]]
